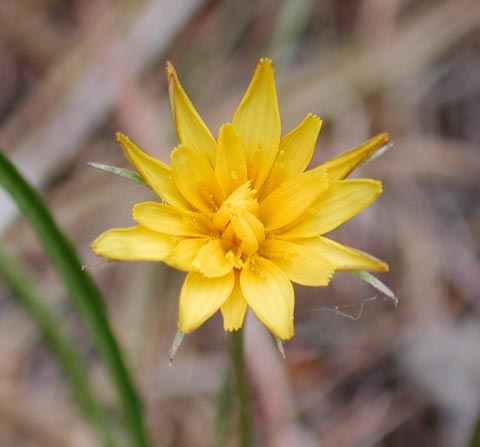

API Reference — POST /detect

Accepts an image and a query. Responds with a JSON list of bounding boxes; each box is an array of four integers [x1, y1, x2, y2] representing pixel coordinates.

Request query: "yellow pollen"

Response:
[[226, 250, 244, 269], [212, 182, 265, 258]]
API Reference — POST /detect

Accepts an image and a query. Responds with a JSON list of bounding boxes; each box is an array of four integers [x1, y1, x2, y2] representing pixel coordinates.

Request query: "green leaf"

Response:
[[0, 150, 150, 447], [88, 162, 148, 187], [0, 242, 117, 447]]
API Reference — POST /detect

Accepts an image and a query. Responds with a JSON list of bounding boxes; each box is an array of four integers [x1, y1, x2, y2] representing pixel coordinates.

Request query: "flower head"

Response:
[[92, 58, 389, 340]]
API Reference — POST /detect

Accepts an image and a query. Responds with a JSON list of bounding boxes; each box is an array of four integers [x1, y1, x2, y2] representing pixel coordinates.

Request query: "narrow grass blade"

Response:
[[0, 243, 117, 447], [0, 151, 150, 447]]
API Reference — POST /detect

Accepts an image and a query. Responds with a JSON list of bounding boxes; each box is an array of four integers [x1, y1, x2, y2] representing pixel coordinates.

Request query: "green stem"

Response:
[[0, 151, 150, 447], [468, 418, 480, 447], [0, 243, 117, 447], [213, 371, 234, 447], [228, 330, 253, 447]]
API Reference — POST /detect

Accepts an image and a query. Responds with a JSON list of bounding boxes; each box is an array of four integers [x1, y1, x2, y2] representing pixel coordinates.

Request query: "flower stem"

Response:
[[468, 416, 480, 447], [228, 330, 253, 447], [213, 371, 234, 447]]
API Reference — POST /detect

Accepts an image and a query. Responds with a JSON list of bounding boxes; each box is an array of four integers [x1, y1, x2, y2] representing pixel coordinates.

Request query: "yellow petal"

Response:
[[178, 271, 234, 333], [240, 256, 294, 340], [133, 202, 213, 237], [164, 237, 210, 272], [91, 225, 175, 261], [171, 145, 223, 215], [321, 133, 389, 180], [280, 179, 383, 238], [212, 182, 258, 231], [259, 166, 329, 230], [299, 236, 389, 272], [215, 124, 248, 197], [231, 212, 263, 256], [193, 239, 234, 278], [261, 114, 322, 198], [166, 62, 216, 164], [221, 271, 248, 331], [232, 58, 281, 189], [116, 133, 191, 210], [260, 239, 334, 286]]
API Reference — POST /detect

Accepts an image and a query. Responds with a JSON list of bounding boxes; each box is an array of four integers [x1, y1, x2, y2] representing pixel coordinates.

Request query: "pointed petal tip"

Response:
[[369, 132, 389, 146], [369, 132, 390, 152], [255, 58, 275, 76], [365, 178, 383, 196], [275, 325, 294, 341], [166, 61, 177, 81], [166, 62, 217, 163], [303, 113, 324, 131], [306, 112, 322, 122], [259, 57, 274, 67], [90, 233, 105, 254], [116, 132, 138, 153], [224, 325, 243, 332], [379, 132, 389, 143], [116, 132, 127, 144]]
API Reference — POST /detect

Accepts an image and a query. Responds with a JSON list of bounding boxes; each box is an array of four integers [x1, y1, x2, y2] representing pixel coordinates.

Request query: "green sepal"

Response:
[[353, 270, 398, 305], [88, 162, 149, 188], [169, 330, 185, 365], [274, 336, 286, 359], [361, 142, 394, 165]]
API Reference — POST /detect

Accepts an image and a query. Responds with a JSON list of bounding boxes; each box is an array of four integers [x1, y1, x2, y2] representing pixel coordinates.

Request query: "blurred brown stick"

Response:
[[0, 0, 205, 232]]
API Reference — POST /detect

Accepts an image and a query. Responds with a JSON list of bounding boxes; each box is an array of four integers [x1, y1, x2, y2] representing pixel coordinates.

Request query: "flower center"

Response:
[[212, 182, 265, 258]]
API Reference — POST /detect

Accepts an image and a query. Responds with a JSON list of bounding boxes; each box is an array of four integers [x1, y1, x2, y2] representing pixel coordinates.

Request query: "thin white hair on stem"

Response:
[[303, 295, 379, 321]]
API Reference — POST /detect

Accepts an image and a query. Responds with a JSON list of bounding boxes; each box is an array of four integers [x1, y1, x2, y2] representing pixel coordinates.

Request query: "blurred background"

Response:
[[1, 0, 479, 446]]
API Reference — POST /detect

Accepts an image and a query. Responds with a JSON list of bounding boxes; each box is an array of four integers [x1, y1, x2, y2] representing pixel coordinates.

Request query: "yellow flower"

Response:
[[92, 58, 389, 340]]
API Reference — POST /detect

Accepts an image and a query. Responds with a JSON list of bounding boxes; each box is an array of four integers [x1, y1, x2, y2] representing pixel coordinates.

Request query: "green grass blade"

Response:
[[0, 151, 150, 447], [0, 242, 117, 447]]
